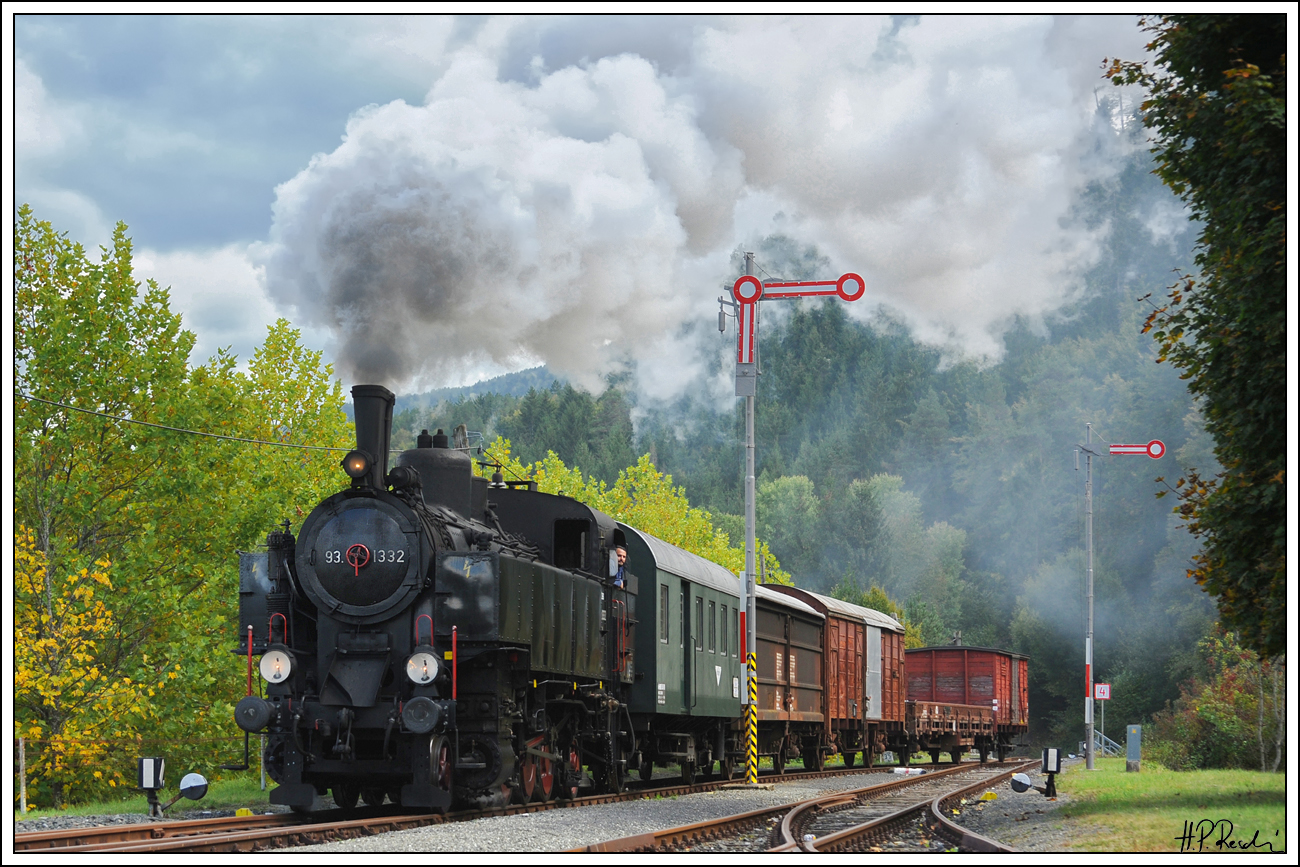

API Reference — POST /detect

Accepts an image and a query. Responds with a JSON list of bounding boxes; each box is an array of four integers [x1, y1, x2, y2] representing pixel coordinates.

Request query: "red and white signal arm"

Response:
[[1109, 440, 1165, 459], [1094, 683, 1111, 701]]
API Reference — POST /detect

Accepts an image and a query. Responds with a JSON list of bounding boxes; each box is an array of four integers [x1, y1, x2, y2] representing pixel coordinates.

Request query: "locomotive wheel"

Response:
[[431, 735, 452, 792], [361, 787, 386, 807], [536, 756, 555, 802], [332, 783, 360, 811], [518, 755, 538, 803], [639, 757, 653, 783], [843, 750, 856, 768], [566, 740, 582, 799]]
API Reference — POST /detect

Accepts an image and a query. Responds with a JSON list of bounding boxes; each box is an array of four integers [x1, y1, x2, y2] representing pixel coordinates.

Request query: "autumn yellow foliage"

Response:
[[13, 528, 162, 804]]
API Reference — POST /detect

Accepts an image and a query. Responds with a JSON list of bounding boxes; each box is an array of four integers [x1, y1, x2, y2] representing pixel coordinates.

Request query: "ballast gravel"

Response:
[[290, 773, 887, 853], [16, 763, 1095, 853], [950, 758, 1088, 852]]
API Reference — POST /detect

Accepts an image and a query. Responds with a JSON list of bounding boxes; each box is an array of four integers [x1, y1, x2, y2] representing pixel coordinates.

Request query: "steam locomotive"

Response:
[[233, 384, 1025, 814]]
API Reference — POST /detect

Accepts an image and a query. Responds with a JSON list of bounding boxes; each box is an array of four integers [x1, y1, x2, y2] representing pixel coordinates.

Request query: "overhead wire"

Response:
[[16, 392, 350, 452]]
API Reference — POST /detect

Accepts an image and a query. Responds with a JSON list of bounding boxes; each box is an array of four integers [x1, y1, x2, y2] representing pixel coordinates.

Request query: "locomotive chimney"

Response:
[[351, 384, 395, 490]]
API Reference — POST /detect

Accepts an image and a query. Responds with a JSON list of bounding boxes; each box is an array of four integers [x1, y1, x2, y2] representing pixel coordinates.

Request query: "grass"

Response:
[[1054, 757, 1286, 853], [15, 773, 275, 823]]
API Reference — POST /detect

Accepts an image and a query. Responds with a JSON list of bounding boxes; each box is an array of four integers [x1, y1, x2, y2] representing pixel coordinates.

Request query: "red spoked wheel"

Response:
[[517, 755, 537, 804], [567, 740, 582, 799], [536, 756, 554, 802]]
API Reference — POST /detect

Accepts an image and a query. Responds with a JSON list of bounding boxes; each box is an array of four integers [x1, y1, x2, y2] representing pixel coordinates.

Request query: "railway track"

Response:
[[15, 762, 895, 853], [575, 758, 1039, 854]]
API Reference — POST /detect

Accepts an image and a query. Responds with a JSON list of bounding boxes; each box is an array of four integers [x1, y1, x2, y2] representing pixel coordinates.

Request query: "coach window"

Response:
[[660, 585, 669, 644], [720, 605, 728, 656], [695, 597, 704, 651], [709, 600, 716, 653]]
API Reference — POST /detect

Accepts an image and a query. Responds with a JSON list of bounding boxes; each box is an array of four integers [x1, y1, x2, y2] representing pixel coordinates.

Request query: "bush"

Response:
[[1147, 626, 1284, 771]]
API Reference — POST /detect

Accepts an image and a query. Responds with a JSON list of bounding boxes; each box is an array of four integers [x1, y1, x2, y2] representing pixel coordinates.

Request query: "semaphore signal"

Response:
[[1076, 426, 1164, 771], [719, 256, 866, 785]]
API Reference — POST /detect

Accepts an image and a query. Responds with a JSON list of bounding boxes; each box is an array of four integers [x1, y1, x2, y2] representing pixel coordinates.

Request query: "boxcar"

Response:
[[903, 645, 1029, 762], [753, 585, 825, 773], [763, 585, 906, 769]]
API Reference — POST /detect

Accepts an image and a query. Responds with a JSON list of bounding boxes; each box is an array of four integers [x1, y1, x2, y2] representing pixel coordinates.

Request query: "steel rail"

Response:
[[574, 761, 978, 853], [16, 762, 896, 854], [13, 812, 304, 851], [805, 759, 1039, 853]]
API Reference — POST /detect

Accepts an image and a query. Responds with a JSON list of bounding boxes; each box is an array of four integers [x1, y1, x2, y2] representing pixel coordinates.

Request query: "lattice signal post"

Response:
[[1076, 426, 1164, 770], [721, 253, 866, 785]]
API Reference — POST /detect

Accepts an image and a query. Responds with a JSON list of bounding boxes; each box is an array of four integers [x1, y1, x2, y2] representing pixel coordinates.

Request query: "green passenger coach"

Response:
[[621, 524, 745, 783]]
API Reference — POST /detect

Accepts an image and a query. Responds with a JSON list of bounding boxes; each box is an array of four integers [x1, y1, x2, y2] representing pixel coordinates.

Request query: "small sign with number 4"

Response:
[[1095, 683, 1111, 700]]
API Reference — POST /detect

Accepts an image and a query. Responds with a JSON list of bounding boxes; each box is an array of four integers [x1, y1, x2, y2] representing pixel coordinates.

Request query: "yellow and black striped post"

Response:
[[746, 651, 758, 784]]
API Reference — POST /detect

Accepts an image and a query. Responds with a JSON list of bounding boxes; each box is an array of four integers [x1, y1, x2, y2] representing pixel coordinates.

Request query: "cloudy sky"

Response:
[[13, 13, 1160, 398]]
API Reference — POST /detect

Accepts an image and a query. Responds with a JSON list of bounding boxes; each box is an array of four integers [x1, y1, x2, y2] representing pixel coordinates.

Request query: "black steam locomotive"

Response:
[[233, 383, 930, 814]]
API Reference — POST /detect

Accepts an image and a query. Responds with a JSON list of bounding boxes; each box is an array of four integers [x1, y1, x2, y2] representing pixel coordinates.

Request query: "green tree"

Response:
[[13, 206, 353, 806], [757, 475, 822, 582], [1106, 15, 1286, 657]]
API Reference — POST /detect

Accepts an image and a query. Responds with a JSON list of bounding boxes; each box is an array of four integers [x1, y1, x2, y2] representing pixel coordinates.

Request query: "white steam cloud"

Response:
[[260, 15, 1147, 393]]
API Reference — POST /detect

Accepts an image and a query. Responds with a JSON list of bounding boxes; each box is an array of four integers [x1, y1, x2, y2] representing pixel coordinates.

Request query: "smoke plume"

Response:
[[260, 15, 1149, 394]]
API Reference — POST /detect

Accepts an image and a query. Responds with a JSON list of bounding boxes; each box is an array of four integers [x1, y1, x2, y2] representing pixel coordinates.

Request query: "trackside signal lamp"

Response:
[[341, 450, 371, 479], [260, 645, 295, 684]]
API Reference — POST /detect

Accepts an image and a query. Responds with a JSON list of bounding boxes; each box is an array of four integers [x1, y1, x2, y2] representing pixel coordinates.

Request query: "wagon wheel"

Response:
[[929, 750, 942, 765], [996, 743, 1008, 762], [361, 787, 386, 807], [978, 745, 990, 764], [638, 756, 654, 783], [805, 741, 825, 772], [721, 755, 736, 780], [843, 750, 856, 768], [332, 783, 360, 811], [606, 758, 626, 794], [773, 746, 786, 776], [536, 756, 555, 802], [680, 760, 696, 786]]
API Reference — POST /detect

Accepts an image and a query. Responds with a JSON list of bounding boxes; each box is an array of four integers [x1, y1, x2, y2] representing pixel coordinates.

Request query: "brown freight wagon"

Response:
[[764, 585, 906, 769], [902, 645, 1029, 763], [752, 585, 825, 773]]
